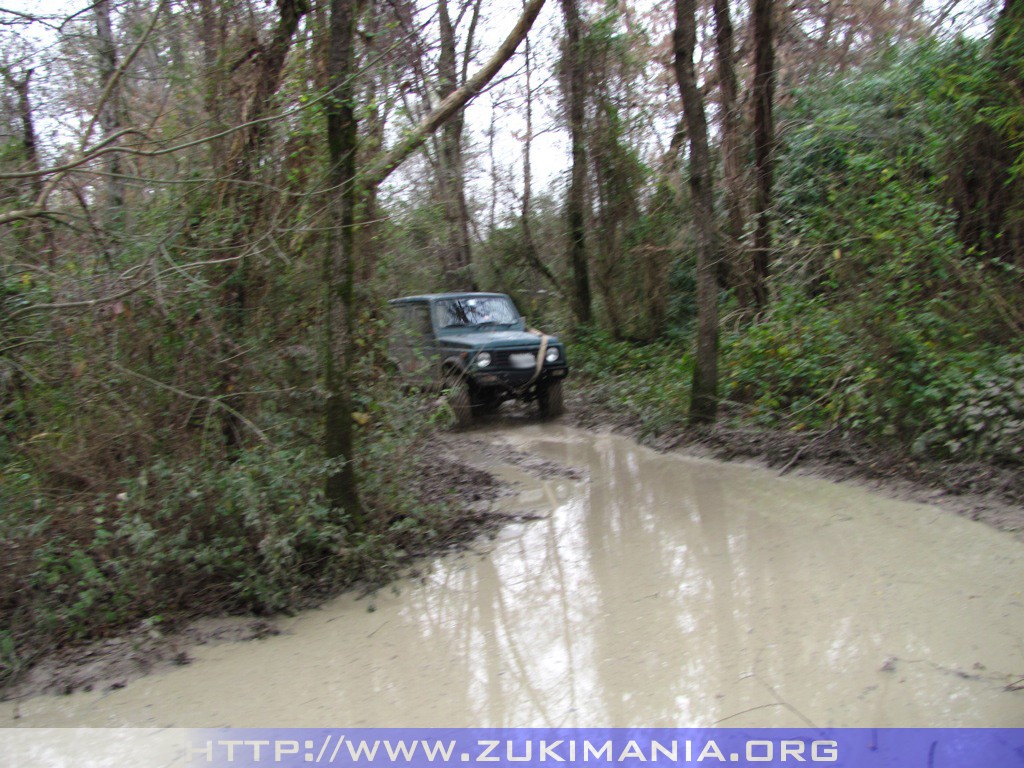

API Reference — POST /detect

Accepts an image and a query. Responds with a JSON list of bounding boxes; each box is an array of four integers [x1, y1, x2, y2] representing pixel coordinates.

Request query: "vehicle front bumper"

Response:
[[470, 363, 569, 390]]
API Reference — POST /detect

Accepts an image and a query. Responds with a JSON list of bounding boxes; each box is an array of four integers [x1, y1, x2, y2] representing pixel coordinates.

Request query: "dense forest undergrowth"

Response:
[[566, 36, 1023, 487], [3, 0, 1023, 693]]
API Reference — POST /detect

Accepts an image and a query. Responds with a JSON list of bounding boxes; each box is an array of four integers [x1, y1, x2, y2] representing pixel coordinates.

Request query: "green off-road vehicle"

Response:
[[388, 292, 569, 427]]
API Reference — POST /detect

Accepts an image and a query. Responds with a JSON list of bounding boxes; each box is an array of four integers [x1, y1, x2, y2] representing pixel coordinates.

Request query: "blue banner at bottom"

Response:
[[186, 729, 1023, 768]]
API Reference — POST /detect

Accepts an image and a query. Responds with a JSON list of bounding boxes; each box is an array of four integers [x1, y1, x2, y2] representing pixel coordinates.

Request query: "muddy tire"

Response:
[[444, 371, 473, 429], [537, 380, 565, 419]]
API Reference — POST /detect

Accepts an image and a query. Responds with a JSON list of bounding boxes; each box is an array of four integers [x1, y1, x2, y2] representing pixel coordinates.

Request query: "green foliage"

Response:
[[776, 39, 983, 295], [716, 38, 1023, 462], [2, 444, 345, 677], [578, 40, 1023, 460], [978, 8, 1024, 178], [0, 371, 482, 687], [722, 257, 1022, 462], [573, 327, 692, 437], [919, 353, 1024, 462]]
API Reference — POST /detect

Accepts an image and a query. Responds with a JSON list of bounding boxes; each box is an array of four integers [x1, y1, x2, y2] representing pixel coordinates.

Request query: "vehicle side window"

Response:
[[411, 304, 433, 337], [389, 303, 434, 376], [388, 305, 412, 352]]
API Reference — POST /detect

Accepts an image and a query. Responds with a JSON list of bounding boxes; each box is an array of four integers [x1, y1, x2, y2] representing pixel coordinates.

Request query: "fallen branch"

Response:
[[0, 208, 68, 226], [779, 424, 840, 475]]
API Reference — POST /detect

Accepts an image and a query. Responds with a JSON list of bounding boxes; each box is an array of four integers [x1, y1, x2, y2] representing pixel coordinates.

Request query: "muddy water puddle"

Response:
[[3, 425, 1022, 728]]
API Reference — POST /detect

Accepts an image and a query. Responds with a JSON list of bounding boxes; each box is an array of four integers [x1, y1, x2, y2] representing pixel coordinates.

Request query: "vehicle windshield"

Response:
[[436, 296, 519, 329]]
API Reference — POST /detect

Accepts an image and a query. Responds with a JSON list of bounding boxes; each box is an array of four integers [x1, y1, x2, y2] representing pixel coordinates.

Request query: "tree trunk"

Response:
[[673, 0, 719, 425], [520, 30, 560, 292], [751, 0, 776, 310], [215, 0, 308, 453], [356, 0, 385, 286], [319, 0, 546, 518], [196, 0, 227, 165], [94, 0, 125, 230], [951, 0, 1024, 270], [561, 0, 592, 325], [712, 0, 746, 298], [360, 0, 546, 188], [1, 67, 53, 264], [324, 0, 363, 521], [437, 0, 475, 290]]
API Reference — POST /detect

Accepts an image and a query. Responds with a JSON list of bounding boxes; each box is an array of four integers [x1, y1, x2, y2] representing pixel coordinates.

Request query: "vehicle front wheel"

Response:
[[537, 380, 565, 419], [444, 371, 473, 429]]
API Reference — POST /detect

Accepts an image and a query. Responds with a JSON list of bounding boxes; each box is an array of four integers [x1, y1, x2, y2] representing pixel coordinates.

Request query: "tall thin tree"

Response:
[[751, 0, 776, 309], [324, 0, 363, 521], [673, 0, 720, 424], [713, 0, 745, 298], [561, 0, 592, 325], [94, 0, 124, 230], [436, 0, 478, 289]]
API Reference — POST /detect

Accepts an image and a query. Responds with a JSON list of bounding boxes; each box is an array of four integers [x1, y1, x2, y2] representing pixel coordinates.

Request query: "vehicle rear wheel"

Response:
[[444, 370, 473, 428], [537, 380, 565, 419]]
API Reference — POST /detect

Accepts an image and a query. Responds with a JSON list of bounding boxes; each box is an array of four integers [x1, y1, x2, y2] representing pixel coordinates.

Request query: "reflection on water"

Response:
[[2, 425, 1022, 728]]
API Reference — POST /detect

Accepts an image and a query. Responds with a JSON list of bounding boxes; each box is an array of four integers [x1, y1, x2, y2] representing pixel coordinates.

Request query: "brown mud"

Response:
[[2, 422, 1021, 728]]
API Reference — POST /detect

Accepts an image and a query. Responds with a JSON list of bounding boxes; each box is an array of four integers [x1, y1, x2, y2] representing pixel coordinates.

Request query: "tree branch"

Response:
[[0, 208, 68, 226], [110, 362, 269, 445], [79, 0, 168, 152], [361, 0, 546, 190]]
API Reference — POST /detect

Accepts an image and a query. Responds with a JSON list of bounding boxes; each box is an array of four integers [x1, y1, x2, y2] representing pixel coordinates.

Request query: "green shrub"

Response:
[[919, 353, 1024, 463], [0, 380, 486, 687], [573, 327, 692, 437]]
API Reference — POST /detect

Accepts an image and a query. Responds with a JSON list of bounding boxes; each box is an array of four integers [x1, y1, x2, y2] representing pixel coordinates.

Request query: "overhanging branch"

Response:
[[361, 0, 546, 190]]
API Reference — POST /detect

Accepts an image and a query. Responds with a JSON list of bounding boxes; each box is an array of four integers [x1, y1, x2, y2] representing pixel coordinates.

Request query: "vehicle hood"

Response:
[[441, 330, 561, 349]]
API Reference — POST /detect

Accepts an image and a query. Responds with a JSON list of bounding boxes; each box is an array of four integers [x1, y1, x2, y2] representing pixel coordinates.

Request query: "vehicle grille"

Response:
[[490, 347, 537, 368]]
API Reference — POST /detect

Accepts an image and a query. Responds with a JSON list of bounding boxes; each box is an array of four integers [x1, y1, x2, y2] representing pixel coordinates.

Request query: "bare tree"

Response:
[[209, 0, 309, 452], [751, 0, 776, 310], [520, 28, 560, 292], [712, 0, 746, 299], [435, 0, 480, 289], [0, 64, 52, 262], [673, 0, 719, 424], [94, 0, 125, 229]]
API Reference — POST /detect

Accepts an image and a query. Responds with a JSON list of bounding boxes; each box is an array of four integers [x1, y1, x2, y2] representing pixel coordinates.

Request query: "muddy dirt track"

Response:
[[2, 424, 1022, 729]]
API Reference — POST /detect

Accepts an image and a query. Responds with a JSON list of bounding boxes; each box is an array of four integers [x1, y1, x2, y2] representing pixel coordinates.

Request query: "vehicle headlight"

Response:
[[476, 351, 492, 368], [545, 347, 560, 363]]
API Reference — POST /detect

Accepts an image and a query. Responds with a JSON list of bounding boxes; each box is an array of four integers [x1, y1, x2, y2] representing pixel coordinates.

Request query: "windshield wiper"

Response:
[[474, 319, 515, 328]]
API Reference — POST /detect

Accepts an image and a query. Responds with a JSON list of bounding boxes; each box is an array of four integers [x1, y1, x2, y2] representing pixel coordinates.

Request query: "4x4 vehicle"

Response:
[[388, 292, 569, 427]]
